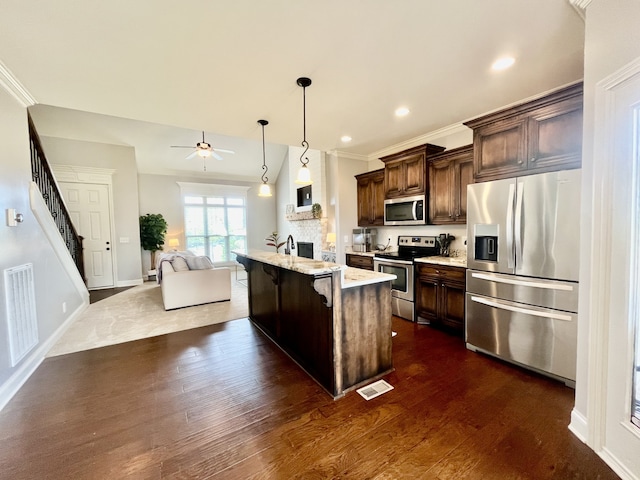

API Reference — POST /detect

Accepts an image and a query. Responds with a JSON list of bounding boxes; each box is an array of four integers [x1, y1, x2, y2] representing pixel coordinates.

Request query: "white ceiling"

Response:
[[0, 1, 585, 182]]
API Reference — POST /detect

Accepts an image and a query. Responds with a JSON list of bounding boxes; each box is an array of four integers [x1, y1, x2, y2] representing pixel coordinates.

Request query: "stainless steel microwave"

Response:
[[384, 194, 426, 225]]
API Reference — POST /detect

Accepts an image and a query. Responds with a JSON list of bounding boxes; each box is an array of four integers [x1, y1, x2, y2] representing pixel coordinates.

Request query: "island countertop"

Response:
[[234, 250, 395, 289]]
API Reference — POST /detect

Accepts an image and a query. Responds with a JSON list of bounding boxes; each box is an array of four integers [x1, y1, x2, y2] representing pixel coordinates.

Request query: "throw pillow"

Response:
[[185, 255, 214, 270], [171, 256, 190, 272]]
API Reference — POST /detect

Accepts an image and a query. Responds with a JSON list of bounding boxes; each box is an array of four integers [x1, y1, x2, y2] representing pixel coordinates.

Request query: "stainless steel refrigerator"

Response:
[[465, 169, 580, 386]]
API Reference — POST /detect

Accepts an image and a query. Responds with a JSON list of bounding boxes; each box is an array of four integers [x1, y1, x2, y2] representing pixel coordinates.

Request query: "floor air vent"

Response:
[[4, 264, 39, 366], [356, 379, 394, 401]]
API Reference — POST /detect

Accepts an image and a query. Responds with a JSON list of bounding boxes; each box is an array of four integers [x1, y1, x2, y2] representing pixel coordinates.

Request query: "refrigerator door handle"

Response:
[[470, 296, 573, 322], [470, 272, 575, 291], [506, 183, 516, 269], [514, 181, 524, 268]]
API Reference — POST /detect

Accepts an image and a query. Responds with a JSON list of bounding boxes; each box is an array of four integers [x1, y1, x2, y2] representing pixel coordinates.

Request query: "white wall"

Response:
[[0, 89, 85, 409], [138, 173, 276, 269], [40, 136, 143, 284], [573, 0, 640, 447]]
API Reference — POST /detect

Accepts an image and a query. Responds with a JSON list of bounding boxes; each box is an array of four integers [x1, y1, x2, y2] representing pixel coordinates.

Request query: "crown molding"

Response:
[[326, 150, 369, 162], [568, 0, 592, 21], [0, 60, 36, 107], [369, 123, 470, 160]]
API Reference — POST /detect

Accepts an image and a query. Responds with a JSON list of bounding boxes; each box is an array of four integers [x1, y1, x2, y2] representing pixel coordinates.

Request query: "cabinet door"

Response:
[[527, 97, 583, 172], [279, 269, 334, 392], [454, 156, 474, 223], [415, 276, 438, 324], [403, 153, 426, 196], [428, 159, 454, 224], [248, 262, 279, 338], [473, 116, 528, 181], [356, 177, 373, 226], [384, 159, 405, 198], [439, 281, 465, 332], [371, 170, 386, 225]]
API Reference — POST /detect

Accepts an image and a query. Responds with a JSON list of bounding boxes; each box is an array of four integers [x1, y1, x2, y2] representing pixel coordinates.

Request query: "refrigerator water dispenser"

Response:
[[474, 224, 498, 262]]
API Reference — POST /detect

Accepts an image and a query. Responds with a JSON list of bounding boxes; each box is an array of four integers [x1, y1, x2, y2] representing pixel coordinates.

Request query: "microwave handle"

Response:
[[412, 201, 418, 220]]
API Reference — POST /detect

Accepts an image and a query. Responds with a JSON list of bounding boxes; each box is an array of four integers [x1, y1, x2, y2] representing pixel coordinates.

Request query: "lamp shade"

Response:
[[295, 164, 312, 185], [326, 232, 336, 243], [168, 238, 180, 249], [258, 183, 272, 197]]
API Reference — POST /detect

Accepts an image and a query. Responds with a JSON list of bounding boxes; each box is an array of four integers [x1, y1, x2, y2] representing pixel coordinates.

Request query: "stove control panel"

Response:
[[397, 235, 437, 248]]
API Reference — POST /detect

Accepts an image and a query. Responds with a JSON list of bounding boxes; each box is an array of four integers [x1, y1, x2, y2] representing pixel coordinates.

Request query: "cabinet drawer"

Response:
[[346, 254, 374, 271], [416, 264, 466, 282]]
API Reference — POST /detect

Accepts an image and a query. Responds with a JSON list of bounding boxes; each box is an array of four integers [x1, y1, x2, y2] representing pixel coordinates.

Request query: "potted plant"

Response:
[[265, 232, 286, 253], [139, 213, 168, 273], [311, 203, 322, 218]]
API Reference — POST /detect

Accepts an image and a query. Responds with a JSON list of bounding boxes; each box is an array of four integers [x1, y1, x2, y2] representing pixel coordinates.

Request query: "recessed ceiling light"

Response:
[[492, 57, 515, 71], [395, 107, 410, 117], [341, 135, 352, 143]]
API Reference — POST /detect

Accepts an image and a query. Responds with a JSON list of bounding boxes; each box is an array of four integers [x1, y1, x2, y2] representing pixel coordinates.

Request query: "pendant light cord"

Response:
[[298, 78, 311, 167], [258, 120, 269, 183], [260, 121, 269, 183]]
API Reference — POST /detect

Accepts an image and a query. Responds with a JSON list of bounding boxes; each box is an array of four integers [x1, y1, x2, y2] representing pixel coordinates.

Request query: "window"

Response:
[[184, 194, 246, 262]]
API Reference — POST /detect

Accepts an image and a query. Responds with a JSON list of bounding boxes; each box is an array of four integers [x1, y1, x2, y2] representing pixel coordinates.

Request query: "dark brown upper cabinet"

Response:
[[428, 144, 474, 225], [380, 143, 445, 199], [355, 169, 385, 227], [464, 82, 583, 182]]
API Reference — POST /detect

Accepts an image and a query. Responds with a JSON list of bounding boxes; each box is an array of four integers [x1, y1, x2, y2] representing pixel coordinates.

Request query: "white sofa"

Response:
[[157, 252, 231, 310]]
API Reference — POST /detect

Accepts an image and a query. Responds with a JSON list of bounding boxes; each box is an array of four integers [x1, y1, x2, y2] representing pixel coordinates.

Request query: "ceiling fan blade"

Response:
[[185, 150, 198, 160], [213, 148, 235, 154], [212, 151, 223, 161], [171, 145, 196, 149]]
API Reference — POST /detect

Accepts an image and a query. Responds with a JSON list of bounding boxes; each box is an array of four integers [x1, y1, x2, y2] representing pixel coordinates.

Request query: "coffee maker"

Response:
[[352, 228, 377, 252]]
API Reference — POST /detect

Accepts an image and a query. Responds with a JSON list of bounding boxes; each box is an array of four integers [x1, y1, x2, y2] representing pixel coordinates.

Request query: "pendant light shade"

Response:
[[257, 119, 272, 197], [295, 77, 313, 185]]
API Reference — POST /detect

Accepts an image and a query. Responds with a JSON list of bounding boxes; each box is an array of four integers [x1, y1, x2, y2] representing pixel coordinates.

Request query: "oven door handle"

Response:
[[374, 258, 414, 266]]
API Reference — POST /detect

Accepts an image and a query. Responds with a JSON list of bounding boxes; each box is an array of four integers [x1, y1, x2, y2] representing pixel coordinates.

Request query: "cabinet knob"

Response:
[[530, 157, 537, 162], [518, 159, 524, 165], [435, 270, 440, 274]]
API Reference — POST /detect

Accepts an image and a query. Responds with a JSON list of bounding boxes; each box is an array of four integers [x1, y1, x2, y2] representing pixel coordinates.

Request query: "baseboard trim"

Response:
[[569, 408, 588, 442], [0, 300, 88, 412], [599, 446, 639, 480]]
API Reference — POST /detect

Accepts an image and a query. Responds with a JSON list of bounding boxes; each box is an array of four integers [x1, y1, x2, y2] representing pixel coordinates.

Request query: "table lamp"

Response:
[[326, 232, 336, 252], [168, 238, 180, 251]]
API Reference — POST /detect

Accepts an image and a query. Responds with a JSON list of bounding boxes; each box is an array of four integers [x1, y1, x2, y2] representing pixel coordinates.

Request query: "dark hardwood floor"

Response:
[[89, 286, 134, 304], [0, 317, 619, 479]]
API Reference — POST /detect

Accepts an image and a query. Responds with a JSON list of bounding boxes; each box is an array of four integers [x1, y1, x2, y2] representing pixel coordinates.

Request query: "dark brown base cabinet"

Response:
[[415, 264, 466, 333], [345, 253, 374, 271], [240, 256, 393, 398]]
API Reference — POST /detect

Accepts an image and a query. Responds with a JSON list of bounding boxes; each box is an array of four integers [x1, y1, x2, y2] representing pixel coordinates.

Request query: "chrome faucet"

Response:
[[284, 234, 295, 255]]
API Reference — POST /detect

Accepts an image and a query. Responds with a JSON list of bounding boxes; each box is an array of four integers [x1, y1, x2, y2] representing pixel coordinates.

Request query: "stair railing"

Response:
[[28, 114, 85, 282]]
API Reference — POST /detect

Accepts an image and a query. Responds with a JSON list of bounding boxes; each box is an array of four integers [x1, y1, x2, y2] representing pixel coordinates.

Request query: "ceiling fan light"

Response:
[[258, 183, 272, 197], [295, 164, 312, 185], [197, 149, 210, 158]]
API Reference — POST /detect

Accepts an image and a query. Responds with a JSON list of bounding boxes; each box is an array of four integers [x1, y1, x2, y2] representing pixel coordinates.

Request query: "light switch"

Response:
[[119, 237, 130, 243]]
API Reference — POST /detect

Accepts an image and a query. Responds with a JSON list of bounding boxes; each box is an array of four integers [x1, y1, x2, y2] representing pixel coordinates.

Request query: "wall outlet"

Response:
[[62, 302, 67, 313]]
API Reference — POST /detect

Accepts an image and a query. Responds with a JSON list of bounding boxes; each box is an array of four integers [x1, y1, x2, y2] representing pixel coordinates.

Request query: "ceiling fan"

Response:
[[170, 131, 235, 161]]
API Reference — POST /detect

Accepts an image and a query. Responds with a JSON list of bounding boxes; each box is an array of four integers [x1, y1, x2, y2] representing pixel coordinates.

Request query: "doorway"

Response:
[[58, 182, 115, 289]]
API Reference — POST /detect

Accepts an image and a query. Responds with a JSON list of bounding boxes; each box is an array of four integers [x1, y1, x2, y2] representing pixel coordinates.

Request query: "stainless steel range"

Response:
[[374, 236, 439, 321]]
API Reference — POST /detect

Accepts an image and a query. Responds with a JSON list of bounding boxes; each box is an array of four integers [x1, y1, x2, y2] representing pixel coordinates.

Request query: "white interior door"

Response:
[[602, 66, 640, 477], [59, 182, 114, 289]]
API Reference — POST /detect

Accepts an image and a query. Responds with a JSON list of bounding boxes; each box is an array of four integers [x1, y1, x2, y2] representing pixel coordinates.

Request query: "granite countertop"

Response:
[[345, 250, 377, 257], [414, 256, 467, 268], [342, 266, 396, 289], [234, 250, 396, 288]]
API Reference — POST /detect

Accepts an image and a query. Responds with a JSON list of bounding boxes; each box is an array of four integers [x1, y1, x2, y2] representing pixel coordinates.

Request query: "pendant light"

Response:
[[257, 119, 272, 197], [295, 77, 313, 185]]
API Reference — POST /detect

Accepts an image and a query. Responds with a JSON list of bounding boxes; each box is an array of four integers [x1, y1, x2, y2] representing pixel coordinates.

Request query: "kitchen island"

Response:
[[234, 250, 396, 398]]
